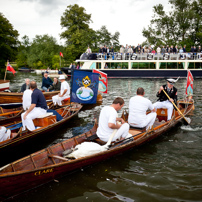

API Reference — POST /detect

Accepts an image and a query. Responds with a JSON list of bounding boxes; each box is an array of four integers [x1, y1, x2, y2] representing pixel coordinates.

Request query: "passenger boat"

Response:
[[61, 52, 202, 78], [0, 99, 194, 200], [18, 67, 34, 72], [0, 90, 60, 105], [0, 80, 9, 91], [0, 103, 82, 152]]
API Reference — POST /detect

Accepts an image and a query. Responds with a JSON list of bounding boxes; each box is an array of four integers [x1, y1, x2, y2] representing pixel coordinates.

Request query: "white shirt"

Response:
[[97, 106, 117, 140], [128, 95, 154, 126], [60, 81, 70, 97], [22, 89, 32, 110]]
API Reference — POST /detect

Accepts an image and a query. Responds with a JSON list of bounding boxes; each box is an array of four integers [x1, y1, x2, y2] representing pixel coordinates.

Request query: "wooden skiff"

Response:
[[0, 91, 60, 104], [0, 100, 194, 200], [0, 103, 82, 152]]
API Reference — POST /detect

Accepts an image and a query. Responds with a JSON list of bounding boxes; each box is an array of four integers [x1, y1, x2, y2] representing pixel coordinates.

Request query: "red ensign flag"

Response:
[[60, 52, 63, 57], [7, 62, 16, 75]]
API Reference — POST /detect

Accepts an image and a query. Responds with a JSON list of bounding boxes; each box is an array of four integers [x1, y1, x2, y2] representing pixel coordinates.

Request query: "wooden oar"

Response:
[[162, 89, 190, 125]]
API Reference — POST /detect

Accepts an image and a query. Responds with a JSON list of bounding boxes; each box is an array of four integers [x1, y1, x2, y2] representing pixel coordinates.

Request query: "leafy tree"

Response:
[[16, 35, 30, 68], [142, 0, 202, 49], [60, 4, 97, 60], [0, 13, 19, 70], [27, 34, 59, 69]]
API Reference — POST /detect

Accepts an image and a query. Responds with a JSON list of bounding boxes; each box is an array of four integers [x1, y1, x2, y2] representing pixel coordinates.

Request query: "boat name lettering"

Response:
[[34, 168, 54, 176]]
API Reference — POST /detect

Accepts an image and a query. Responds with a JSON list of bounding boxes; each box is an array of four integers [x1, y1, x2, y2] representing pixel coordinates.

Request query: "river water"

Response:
[[2, 72, 202, 202]]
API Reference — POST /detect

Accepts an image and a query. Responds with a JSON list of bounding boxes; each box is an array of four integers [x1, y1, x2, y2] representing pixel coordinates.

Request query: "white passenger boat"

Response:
[[62, 52, 202, 78]]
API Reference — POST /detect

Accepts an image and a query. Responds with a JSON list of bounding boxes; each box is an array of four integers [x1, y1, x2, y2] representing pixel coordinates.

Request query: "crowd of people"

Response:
[[1, 71, 179, 145], [86, 44, 202, 55], [97, 78, 178, 143]]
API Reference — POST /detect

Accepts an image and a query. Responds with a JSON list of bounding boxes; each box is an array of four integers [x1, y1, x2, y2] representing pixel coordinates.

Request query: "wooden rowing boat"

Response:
[[0, 99, 70, 125], [0, 90, 60, 104], [0, 99, 194, 200], [0, 103, 82, 152]]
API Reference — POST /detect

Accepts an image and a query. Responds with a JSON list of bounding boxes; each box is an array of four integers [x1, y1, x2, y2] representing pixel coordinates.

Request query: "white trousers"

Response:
[[52, 95, 69, 106], [100, 123, 130, 142], [153, 100, 173, 120], [21, 107, 47, 131], [130, 112, 157, 130]]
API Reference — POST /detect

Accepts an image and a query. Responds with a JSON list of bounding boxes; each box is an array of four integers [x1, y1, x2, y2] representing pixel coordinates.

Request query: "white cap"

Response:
[[59, 75, 65, 80], [166, 76, 180, 85]]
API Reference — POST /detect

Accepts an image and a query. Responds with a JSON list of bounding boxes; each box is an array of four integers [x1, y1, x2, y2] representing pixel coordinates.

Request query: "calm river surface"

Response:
[[2, 72, 202, 202]]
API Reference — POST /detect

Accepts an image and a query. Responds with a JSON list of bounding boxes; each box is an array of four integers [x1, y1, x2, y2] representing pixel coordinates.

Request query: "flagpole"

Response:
[[4, 60, 8, 81], [60, 56, 61, 68]]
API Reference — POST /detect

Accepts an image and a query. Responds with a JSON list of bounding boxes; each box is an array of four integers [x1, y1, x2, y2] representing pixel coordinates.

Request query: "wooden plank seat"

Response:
[[61, 97, 70, 105], [33, 113, 57, 127], [129, 125, 146, 132]]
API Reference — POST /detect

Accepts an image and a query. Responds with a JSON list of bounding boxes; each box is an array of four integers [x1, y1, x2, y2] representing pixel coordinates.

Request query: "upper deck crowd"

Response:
[[84, 44, 202, 60]]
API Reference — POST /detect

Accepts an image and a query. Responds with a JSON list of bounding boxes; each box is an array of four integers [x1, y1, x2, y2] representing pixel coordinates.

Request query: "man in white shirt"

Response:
[[97, 97, 130, 142], [128, 87, 156, 130], [52, 75, 70, 106]]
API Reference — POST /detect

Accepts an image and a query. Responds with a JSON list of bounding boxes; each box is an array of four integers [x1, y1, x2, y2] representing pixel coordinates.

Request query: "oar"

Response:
[[162, 89, 190, 125]]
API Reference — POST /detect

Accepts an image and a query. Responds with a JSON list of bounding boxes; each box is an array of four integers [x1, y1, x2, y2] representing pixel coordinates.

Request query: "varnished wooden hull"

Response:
[[0, 100, 194, 200], [0, 91, 60, 104], [0, 104, 82, 152]]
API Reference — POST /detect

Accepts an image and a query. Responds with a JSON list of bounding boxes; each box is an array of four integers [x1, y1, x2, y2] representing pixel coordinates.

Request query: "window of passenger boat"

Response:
[[131, 62, 155, 69], [193, 62, 202, 69], [96, 62, 101, 69]]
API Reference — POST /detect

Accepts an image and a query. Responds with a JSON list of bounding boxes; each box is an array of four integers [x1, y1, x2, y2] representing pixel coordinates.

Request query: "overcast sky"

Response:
[[0, 0, 171, 46]]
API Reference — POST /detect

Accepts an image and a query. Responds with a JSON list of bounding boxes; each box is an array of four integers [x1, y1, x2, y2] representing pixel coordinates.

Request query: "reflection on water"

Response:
[[2, 72, 202, 202]]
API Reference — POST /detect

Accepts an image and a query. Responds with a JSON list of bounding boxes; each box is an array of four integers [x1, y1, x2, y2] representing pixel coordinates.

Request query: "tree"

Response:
[[60, 4, 97, 60], [27, 35, 59, 69], [0, 13, 19, 70], [16, 35, 30, 68], [142, 0, 202, 49]]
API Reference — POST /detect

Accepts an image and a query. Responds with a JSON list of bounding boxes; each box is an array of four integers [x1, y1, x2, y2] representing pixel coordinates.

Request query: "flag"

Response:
[[7, 62, 16, 75], [60, 52, 63, 57], [71, 70, 99, 104], [93, 69, 108, 94], [185, 70, 193, 98]]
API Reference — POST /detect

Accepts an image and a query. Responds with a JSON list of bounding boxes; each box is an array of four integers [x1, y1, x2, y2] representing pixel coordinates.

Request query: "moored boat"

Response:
[[0, 99, 194, 200], [0, 103, 82, 152], [0, 90, 60, 105], [0, 80, 9, 91]]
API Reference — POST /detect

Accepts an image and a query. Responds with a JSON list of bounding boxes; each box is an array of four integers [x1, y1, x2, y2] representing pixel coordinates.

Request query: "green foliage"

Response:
[[0, 13, 19, 70], [60, 4, 120, 60], [52, 55, 60, 69], [142, 0, 202, 50], [27, 34, 59, 69]]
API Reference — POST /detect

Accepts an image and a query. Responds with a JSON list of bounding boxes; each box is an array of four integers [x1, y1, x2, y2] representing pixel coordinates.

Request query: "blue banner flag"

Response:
[[70, 70, 99, 104]]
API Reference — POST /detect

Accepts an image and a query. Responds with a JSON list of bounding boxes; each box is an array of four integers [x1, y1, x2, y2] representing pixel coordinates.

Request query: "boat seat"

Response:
[[85, 134, 106, 145], [61, 97, 70, 105], [33, 113, 57, 127], [129, 125, 146, 132]]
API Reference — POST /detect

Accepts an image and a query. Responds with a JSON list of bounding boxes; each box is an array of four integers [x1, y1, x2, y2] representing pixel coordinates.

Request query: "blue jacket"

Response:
[[41, 77, 53, 88]]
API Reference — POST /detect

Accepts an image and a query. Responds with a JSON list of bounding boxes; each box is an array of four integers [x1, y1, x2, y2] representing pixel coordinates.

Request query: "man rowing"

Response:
[[128, 87, 156, 130], [153, 78, 178, 121], [97, 97, 131, 142], [21, 81, 48, 131]]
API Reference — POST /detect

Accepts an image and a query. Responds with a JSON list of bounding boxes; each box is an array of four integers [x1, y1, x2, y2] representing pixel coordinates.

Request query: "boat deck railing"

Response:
[[80, 52, 202, 61]]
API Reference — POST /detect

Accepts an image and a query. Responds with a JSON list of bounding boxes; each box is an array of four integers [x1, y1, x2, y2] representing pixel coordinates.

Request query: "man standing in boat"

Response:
[[97, 97, 131, 142], [153, 78, 178, 121], [21, 81, 47, 131], [128, 87, 156, 130]]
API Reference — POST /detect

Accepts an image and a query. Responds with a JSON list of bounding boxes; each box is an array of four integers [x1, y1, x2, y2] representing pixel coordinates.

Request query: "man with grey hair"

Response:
[[20, 78, 30, 92]]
